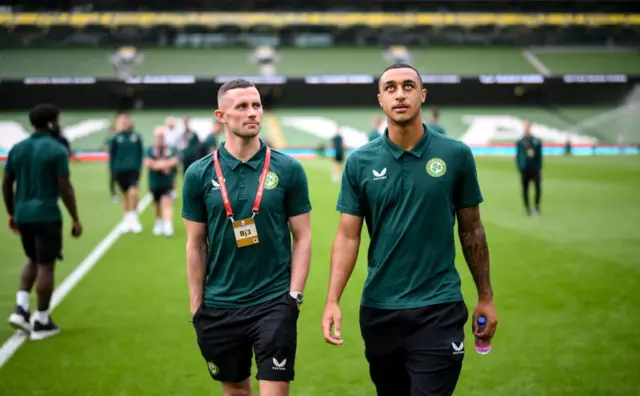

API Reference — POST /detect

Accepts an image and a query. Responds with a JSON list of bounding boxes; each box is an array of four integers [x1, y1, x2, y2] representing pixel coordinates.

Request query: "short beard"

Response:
[[230, 127, 261, 140]]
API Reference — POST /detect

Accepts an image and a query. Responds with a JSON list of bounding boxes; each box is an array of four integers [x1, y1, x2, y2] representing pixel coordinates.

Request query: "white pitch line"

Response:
[[522, 50, 551, 76], [0, 193, 152, 369]]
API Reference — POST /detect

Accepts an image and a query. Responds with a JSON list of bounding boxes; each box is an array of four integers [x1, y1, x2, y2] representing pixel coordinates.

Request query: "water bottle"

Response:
[[474, 316, 492, 355]]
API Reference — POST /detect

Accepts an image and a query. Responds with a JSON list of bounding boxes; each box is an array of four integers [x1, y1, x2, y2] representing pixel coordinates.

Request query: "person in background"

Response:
[[105, 122, 118, 202], [331, 124, 345, 183], [564, 138, 572, 156], [181, 117, 202, 175], [109, 112, 144, 233], [516, 120, 543, 216], [368, 115, 383, 142], [3, 104, 82, 340], [145, 127, 178, 237], [426, 108, 446, 135], [202, 120, 222, 155], [56, 133, 73, 159], [164, 116, 182, 150]]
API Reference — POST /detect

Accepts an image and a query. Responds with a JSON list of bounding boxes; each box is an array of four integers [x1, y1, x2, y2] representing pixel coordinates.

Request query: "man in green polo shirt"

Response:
[[180, 117, 202, 175], [145, 126, 179, 236], [182, 79, 312, 396], [426, 108, 446, 135], [3, 104, 82, 341], [109, 112, 144, 233], [516, 120, 543, 215], [368, 115, 383, 142], [330, 124, 345, 183], [322, 64, 498, 396], [202, 120, 222, 155]]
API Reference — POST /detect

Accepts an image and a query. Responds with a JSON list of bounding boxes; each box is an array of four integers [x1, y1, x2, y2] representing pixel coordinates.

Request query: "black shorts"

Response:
[[360, 301, 469, 396], [193, 292, 299, 383], [17, 221, 63, 263], [334, 152, 344, 163], [114, 171, 140, 193], [151, 186, 172, 202]]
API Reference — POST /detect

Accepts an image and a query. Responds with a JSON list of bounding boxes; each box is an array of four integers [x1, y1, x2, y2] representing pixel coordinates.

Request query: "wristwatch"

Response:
[[289, 291, 304, 305]]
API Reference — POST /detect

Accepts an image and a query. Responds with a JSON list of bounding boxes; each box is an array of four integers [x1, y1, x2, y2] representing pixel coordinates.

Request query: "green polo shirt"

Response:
[[332, 135, 344, 156], [426, 122, 446, 136], [202, 133, 218, 153], [181, 131, 201, 164], [4, 132, 70, 224], [368, 130, 380, 142], [516, 137, 542, 172], [337, 125, 483, 310], [109, 130, 144, 173], [181, 141, 312, 308], [146, 146, 178, 190]]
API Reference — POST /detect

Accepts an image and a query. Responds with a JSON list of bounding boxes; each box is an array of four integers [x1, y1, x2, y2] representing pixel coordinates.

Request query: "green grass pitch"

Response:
[[1, 47, 639, 77], [0, 110, 639, 395]]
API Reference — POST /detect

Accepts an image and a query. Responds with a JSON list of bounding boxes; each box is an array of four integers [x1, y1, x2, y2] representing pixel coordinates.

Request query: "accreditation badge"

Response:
[[527, 148, 535, 158], [232, 218, 260, 248]]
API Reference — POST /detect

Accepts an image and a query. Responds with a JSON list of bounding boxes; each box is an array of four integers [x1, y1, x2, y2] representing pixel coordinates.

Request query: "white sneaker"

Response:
[[130, 218, 143, 234], [162, 222, 174, 237], [121, 217, 132, 233], [152, 221, 163, 236]]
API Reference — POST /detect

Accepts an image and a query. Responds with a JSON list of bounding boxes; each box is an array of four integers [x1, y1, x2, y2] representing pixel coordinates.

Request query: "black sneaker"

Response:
[[8, 305, 31, 333], [30, 318, 60, 341]]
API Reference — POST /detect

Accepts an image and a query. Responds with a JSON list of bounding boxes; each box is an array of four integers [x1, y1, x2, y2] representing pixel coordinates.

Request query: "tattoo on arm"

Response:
[[457, 206, 492, 300]]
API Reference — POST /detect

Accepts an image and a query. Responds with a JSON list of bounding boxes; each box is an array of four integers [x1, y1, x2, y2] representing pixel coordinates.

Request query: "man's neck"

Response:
[[224, 132, 261, 162], [387, 117, 425, 151]]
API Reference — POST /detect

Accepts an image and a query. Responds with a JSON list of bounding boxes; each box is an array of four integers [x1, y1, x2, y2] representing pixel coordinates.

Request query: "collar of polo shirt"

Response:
[[382, 123, 432, 159], [218, 139, 267, 170]]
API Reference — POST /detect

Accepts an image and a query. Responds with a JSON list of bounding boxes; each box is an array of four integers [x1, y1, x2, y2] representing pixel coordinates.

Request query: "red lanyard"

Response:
[[212, 146, 271, 221]]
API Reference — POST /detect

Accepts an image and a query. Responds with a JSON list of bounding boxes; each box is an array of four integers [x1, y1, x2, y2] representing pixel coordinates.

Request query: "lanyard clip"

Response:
[[251, 211, 257, 219], [228, 215, 235, 223]]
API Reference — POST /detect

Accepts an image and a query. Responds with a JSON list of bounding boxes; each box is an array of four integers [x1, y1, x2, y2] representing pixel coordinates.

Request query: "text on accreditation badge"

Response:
[[213, 145, 272, 249], [233, 218, 260, 247]]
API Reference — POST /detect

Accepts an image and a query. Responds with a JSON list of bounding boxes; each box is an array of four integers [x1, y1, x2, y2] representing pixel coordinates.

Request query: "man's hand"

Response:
[[322, 302, 344, 345], [473, 299, 498, 340], [8, 216, 18, 235], [71, 220, 83, 238]]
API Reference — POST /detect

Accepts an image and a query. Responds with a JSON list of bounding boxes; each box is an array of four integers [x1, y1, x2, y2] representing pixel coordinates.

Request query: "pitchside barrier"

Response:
[[0, 74, 637, 109], [1, 144, 638, 163]]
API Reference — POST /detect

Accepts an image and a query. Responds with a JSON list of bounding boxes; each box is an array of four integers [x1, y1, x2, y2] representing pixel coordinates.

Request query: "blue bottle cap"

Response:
[[477, 316, 486, 325]]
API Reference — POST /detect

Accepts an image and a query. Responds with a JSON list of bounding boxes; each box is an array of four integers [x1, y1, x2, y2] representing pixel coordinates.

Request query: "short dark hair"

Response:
[[380, 63, 423, 89], [29, 103, 59, 129], [217, 79, 256, 103]]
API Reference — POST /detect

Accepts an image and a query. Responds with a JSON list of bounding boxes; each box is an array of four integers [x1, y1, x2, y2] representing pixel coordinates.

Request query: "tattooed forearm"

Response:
[[457, 206, 493, 300]]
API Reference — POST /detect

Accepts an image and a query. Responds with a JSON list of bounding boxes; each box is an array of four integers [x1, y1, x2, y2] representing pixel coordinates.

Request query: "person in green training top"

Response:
[[182, 79, 312, 396], [368, 115, 383, 142], [202, 120, 222, 155], [330, 124, 345, 183], [180, 117, 202, 175], [105, 123, 118, 202], [145, 126, 179, 237], [3, 104, 82, 341], [516, 120, 543, 215], [322, 64, 498, 396], [426, 107, 446, 135], [109, 112, 144, 233]]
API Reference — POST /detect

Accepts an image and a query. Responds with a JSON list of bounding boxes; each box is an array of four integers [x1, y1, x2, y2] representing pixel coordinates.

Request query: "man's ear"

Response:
[[214, 109, 225, 124]]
